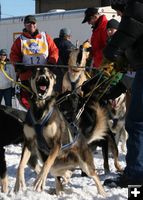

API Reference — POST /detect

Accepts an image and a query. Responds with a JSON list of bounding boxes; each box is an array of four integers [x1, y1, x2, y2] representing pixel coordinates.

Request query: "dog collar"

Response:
[[67, 71, 81, 90]]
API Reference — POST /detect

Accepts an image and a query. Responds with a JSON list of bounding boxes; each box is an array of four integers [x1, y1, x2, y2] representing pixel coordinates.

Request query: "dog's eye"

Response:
[[43, 67, 47, 72]]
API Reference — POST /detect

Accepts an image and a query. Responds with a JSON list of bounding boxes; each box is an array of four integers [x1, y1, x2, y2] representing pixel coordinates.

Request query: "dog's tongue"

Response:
[[40, 86, 46, 91]]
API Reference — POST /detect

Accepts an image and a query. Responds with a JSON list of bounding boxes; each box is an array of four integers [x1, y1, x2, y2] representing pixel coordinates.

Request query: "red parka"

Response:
[[10, 30, 59, 81], [91, 15, 108, 68]]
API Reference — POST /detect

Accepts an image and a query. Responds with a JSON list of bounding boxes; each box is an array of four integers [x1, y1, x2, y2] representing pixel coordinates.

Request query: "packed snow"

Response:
[[0, 143, 128, 200], [0, 97, 128, 199]]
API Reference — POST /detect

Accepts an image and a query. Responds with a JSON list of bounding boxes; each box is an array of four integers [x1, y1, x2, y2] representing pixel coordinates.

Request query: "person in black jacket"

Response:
[[103, 0, 143, 187], [54, 28, 76, 65], [53, 28, 76, 93]]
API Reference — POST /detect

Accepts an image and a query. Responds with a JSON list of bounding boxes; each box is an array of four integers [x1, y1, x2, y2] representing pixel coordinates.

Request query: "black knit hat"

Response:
[[0, 49, 7, 55], [24, 15, 36, 24], [107, 19, 119, 29], [82, 7, 99, 23], [110, 0, 128, 12]]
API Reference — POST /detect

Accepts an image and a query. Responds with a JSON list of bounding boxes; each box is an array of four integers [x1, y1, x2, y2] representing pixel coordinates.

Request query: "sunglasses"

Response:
[[25, 22, 36, 25], [0, 54, 6, 56]]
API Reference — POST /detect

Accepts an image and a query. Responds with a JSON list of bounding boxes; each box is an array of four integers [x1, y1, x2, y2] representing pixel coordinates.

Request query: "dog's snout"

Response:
[[39, 75, 46, 80]]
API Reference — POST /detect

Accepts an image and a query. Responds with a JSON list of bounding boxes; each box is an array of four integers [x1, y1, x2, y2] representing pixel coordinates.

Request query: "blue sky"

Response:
[[0, 0, 35, 18]]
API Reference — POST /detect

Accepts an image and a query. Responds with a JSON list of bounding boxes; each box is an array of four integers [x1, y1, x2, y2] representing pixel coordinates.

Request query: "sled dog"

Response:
[[107, 93, 128, 153], [62, 41, 91, 96], [15, 67, 107, 197]]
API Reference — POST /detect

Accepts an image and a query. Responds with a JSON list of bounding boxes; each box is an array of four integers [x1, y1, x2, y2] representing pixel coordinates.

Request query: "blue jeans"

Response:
[[0, 87, 13, 106], [125, 70, 143, 181]]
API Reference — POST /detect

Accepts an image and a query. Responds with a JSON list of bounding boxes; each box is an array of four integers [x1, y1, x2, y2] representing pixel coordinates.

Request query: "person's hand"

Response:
[[101, 55, 129, 75], [113, 57, 128, 73], [100, 57, 115, 76]]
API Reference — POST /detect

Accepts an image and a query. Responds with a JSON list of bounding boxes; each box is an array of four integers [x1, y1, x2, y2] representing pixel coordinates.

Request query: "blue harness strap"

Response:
[[25, 107, 80, 154], [25, 108, 54, 154]]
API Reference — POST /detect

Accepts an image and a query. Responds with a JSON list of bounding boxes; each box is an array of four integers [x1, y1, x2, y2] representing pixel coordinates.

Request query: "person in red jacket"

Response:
[[82, 7, 108, 69], [10, 15, 59, 109]]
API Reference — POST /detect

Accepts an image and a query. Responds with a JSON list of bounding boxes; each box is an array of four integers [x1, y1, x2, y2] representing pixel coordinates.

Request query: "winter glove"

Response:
[[110, 71, 123, 86], [113, 56, 128, 73], [100, 57, 115, 76]]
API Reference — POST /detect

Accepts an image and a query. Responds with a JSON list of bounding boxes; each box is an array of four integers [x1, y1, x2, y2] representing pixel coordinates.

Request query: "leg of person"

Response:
[[104, 70, 143, 187], [125, 89, 131, 115], [0, 89, 3, 104], [121, 74, 134, 115], [124, 70, 143, 181], [3, 87, 12, 107]]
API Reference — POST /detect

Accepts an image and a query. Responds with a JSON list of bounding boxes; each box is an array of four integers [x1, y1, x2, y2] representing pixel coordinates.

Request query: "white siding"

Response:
[[0, 7, 120, 55]]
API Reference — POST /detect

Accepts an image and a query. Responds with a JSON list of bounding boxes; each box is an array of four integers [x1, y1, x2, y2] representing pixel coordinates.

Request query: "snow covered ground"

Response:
[[0, 98, 128, 199], [0, 143, 128, 200]]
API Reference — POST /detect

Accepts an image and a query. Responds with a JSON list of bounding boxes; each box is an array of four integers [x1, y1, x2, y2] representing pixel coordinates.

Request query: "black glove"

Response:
[[113, 56, 128, 73]]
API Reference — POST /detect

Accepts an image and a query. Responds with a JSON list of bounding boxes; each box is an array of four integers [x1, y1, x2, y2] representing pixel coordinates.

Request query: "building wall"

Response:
[[35, 0, 110, 13], [0, 6, 118, 54]]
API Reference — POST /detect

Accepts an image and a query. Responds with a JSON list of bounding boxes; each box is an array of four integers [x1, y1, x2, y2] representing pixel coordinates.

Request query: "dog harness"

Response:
[[67, 71, 81, 91], [25, 108, 80, 154], [25, 108, 53, 154]]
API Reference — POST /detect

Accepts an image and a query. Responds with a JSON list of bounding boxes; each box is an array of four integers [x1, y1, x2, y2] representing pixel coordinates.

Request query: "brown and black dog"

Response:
[[14, 67, 107, 197], [62, 41, 91, 96], [57, 90, 123, 175], [107, 93, 128, 153], [59, 48, 123, 174]]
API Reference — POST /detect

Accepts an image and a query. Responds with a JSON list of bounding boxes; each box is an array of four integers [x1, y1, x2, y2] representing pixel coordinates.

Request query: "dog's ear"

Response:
[[48, 70, 56, 80], [52, 73, 56, 84], [86, 47, 92, 53]]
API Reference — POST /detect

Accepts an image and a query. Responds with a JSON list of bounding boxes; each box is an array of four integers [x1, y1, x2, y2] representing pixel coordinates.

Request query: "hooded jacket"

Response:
[[104, 0, 143, 70], [91, 15, 108, 68]]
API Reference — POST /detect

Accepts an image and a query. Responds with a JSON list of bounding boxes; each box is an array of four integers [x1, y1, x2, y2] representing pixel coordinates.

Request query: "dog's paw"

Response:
[[48, 188, 56, 195], [115, 163, 124, 172], [14, 177, 26, 193], [62, 170, 72, 184], [15, 170, 26, 192], [34, 174, 46, 192], [98, 186, 107, 198], [1, 175, 8, 193]]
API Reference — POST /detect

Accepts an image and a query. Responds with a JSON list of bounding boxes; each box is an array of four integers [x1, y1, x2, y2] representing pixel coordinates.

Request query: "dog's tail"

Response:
[[86, 102, 107, 144]]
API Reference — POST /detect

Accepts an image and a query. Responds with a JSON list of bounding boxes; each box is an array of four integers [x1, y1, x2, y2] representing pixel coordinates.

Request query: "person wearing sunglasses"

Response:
[[10, 15, 59, 109]]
